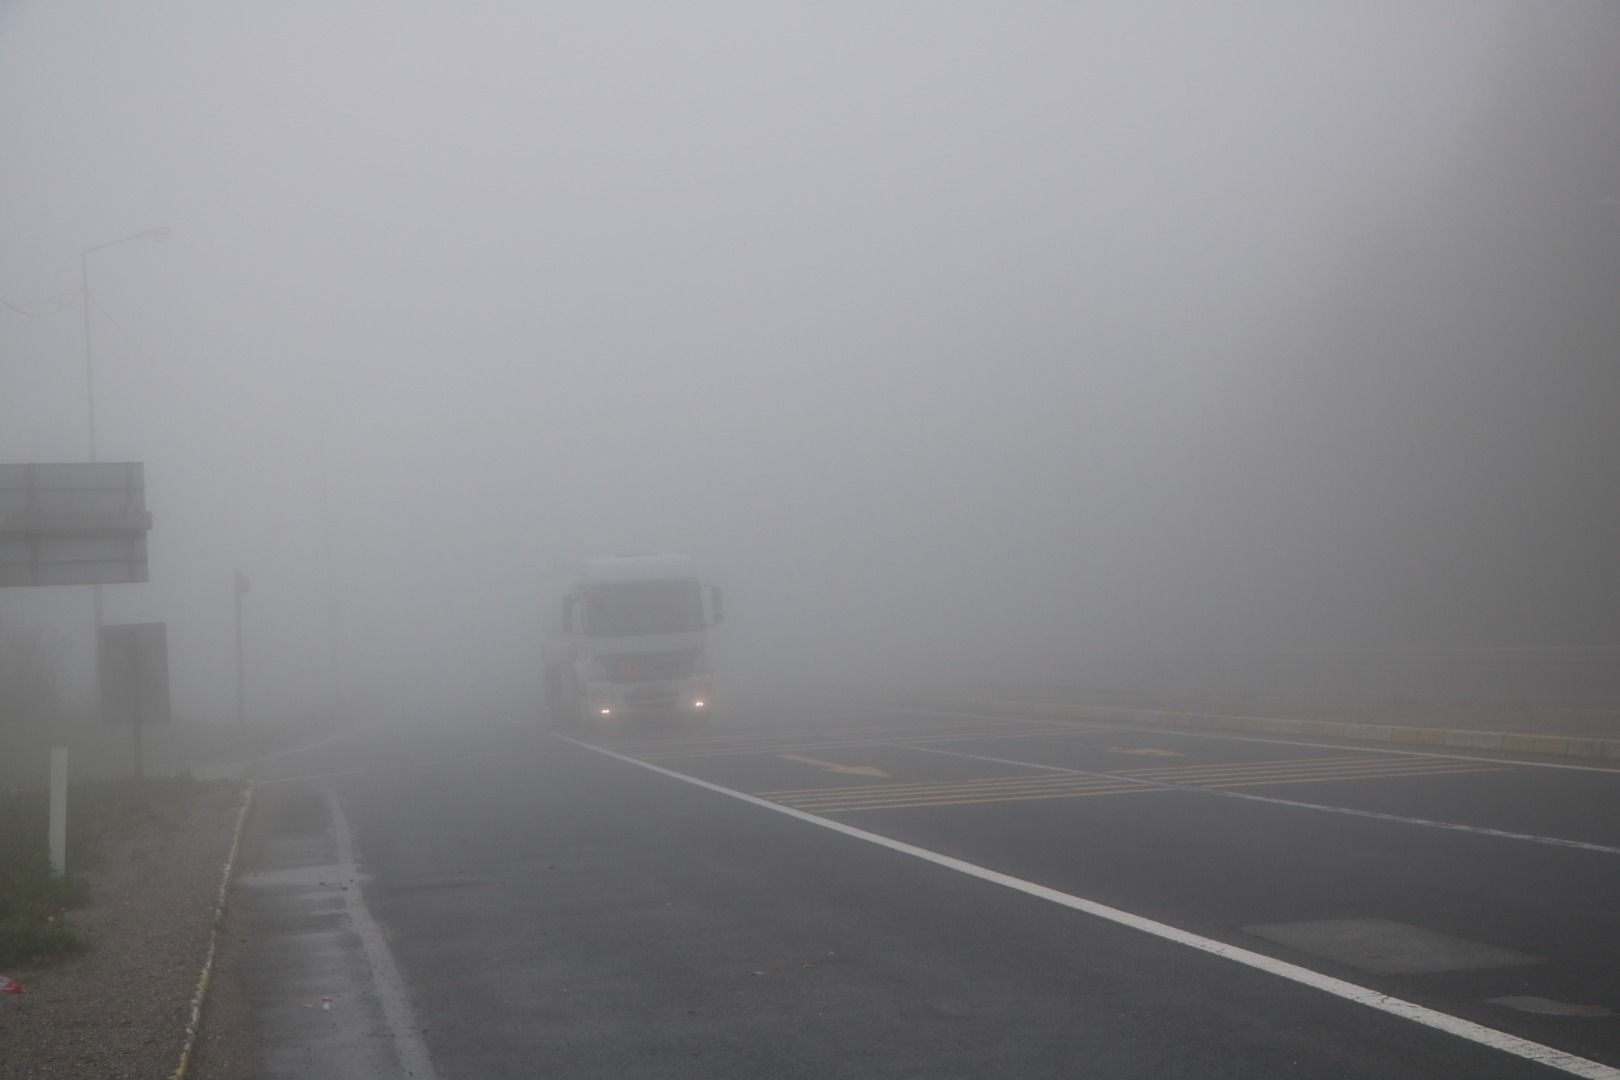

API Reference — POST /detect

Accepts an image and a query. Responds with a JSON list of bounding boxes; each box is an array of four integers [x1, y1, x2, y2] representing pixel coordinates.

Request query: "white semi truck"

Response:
[[542, 553, 724, 726]]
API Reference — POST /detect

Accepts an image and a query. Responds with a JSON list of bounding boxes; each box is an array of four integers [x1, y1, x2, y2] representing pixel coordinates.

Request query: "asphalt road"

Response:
[[221, 698, 1620, 1079]]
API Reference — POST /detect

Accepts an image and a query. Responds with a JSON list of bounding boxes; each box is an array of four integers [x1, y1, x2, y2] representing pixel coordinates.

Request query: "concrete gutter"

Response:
[[897, 697, 1620, 762]]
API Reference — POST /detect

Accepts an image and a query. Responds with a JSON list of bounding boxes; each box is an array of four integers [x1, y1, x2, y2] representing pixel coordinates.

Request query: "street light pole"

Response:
[[234, 570, 249, 725], [318, 408, 343, 712], [81, 226, 172, 463], [80, 251, 98, 464], [81, 226, 170, 725]]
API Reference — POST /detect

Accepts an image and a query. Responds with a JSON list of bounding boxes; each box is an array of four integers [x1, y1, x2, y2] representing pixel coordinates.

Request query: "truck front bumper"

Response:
[[583, 678, 711, 719]]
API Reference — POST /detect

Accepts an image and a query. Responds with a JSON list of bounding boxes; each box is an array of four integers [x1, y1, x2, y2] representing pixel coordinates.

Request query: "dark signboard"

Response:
[[98, 622, 171, 727], [0, 462, 151, 587]]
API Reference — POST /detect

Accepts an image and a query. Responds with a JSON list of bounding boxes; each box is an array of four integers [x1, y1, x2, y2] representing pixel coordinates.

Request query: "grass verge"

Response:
[[0, 775, 208, 969]]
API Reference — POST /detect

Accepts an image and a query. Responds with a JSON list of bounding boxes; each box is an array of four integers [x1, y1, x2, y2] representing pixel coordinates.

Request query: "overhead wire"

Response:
[[0, 291, 76, 318], [85, 292, 165, 373]]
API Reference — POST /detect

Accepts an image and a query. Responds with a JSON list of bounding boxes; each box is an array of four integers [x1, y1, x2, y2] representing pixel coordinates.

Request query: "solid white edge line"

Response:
[[552, 730, 1620, 1080], [326, 790, 441, 1080]]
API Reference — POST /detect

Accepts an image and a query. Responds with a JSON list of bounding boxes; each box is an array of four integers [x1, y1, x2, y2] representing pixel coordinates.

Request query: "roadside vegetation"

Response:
[[1, 618, 71, 788], [0, 774, 210, 968], [1, 617, 80, 966], [0, 787, 90, 966], [2, 618, 212, 968]]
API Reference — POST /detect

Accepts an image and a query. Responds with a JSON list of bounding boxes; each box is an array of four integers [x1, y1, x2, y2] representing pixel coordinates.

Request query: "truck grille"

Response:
[[600, 649, 698, 682]]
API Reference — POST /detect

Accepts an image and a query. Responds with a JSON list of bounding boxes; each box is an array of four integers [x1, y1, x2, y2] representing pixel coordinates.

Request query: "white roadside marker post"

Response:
[[48, 747, 67, 877]]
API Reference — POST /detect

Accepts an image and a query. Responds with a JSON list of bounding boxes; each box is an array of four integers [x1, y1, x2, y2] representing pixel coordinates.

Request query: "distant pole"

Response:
[[234, 570, 249, 724], [81, 250, 99, 464], [318, 410, 341, 710], [48, 747, 68, 877], [83, 249, 104, 724], [80, 226, 170, 724], [132, 648, 144, 779]]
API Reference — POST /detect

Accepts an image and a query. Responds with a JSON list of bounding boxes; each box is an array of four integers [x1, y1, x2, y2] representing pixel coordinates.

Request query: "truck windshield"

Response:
[[583, 580, 704, 637]]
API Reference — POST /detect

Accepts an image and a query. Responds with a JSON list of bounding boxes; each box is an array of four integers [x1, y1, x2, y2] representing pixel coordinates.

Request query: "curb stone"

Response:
[[170, 781, 255, 1080]]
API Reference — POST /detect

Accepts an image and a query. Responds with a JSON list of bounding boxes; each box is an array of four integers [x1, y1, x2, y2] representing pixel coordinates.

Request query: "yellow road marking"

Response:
[[787, 785, 1165, 813], [1208, 765, 1512, 790], [764, 755, 1511, 813], [1116, 754, 1373, 776], [778, 754, 890, 778], [644, 725, 1081, 762], [763, 772, 1131, 798], [1118, 756, 1495, 786], [770, 776, 1141, 805]]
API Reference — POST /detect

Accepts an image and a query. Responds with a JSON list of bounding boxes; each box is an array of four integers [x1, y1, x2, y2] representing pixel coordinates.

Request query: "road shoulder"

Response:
[[0, 781, 245, 1080]]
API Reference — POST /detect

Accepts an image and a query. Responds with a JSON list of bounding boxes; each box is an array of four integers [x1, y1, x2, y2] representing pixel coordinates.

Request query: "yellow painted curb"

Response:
[[170, 780, 255, 1080], [1500, 733, 1569, 756], [1390, 726, 1448, 746]]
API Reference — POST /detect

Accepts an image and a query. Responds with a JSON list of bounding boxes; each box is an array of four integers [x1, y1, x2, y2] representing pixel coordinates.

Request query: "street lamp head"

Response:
[[142, 226, 173, 243]]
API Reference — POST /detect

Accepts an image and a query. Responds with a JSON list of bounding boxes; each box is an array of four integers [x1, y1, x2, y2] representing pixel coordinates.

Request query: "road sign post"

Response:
[[48, 747, 67, 878], [99, 622, 170, 778], [234, 570, 249, 725]]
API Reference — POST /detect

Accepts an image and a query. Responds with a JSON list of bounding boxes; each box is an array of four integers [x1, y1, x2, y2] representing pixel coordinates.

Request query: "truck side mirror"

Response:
[[706, 585, 724, 626], [561, 594, 577, 634]]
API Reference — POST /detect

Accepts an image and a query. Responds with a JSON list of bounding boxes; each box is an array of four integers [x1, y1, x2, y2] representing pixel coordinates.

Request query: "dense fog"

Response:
[[2, 1, 1617, 725]]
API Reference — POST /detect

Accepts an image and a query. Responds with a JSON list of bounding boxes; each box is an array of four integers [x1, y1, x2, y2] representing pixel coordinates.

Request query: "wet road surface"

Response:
[[225, 698, 1620, 1078]]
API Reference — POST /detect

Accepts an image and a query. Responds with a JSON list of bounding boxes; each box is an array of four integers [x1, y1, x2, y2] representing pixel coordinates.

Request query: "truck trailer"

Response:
[[542, 553, 723, 726]]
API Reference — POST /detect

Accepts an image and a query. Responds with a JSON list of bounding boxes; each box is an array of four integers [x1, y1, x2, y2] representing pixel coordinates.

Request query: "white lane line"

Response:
[[552, 732, 1620, 1080], [866, 703, 1620, 775], [326, 790, 440, 1080], [875, 740, 1620, 857]]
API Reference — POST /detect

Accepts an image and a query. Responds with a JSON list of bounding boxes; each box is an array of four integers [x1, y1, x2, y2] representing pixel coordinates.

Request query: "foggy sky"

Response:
[[2, 1, 1616, 722]]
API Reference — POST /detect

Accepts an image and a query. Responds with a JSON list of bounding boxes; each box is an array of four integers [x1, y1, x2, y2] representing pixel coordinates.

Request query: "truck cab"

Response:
[[544, 553, 723, 726]]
